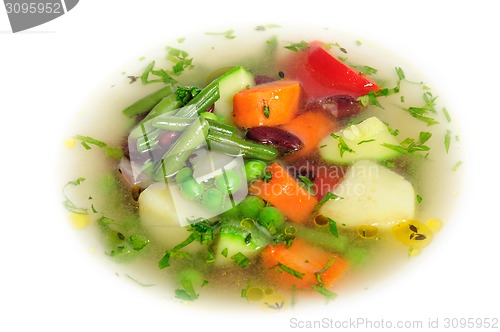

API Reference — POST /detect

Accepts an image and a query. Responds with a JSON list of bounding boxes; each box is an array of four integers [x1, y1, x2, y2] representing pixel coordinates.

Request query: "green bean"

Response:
[[122, 86, 173, 117], [206, 130, 278, 161], [135, 127, 161, 152], [174, 77, 220, 118], [143, 93, 183, 121], [154, 149, 193, 181], [152, 116, 193, 131], [153, 118, 209, 179]]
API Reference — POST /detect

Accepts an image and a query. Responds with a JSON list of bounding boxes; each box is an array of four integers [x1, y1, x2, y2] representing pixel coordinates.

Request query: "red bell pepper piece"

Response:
[[285, 41, 380, 100]]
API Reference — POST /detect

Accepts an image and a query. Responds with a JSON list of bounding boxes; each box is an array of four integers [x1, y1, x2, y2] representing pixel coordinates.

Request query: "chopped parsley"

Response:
[[318, 192, 343, 207], [140, 47, 193, 85], [298, 175, 316, 195], [382, 131, 432, 155], [416, 195, 423, 204], [276, 262, 304, 279], [205, 29, 236, 39], [452, 160, 463, 171], [262, 171, 273, 183], [285, 40, 309, 52], [312, 284, 337, 300], [444, 130, 452, 153], [328, 218, 339, 238], [231, 252, 250, 268], [330, 133, 355, 157], [74, 135, 124, 159], [62, 177, 87, 214], [263, 103, 270, 118], [442, 107, 452, 122], [140, 60, 177, 85]]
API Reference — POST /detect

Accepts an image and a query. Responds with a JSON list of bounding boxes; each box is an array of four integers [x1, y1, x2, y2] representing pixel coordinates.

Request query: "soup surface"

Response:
[[61, 25, 462, 310]]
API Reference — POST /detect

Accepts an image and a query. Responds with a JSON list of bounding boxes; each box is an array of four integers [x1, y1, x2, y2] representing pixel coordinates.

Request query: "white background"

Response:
[[1, 1, 499, 331]]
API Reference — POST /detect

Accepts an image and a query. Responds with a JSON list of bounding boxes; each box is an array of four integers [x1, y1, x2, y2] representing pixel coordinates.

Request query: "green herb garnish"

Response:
[[318, 192, 343, 207], [74, 135, 124, 159], [263, 104, 270, 118], [330, 133, 355, 157], [231, 252, 251, 268], [62, 177, 87, 214], [452, 160, 463, 171], [285, 41, 309, 52], [312, 284, 337, 300], [328, 218, 339, 238], [276, 262, 304, 279], [205, 29, 236, 39], [298, 175, 316, 195], [444, 130, 452, 153], [382, 131, 432, 155]]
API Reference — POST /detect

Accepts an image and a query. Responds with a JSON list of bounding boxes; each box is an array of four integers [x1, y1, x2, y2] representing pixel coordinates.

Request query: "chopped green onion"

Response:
[[276, 262, 304, 279], [231, 252, 251, 268]]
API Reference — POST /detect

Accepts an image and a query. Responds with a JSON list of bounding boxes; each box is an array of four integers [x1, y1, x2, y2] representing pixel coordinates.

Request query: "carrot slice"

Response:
[[233, 80, 301, 128], [261, 238, 348, 289], [280, 110, 338, 160], [249, 162, 318, 224]]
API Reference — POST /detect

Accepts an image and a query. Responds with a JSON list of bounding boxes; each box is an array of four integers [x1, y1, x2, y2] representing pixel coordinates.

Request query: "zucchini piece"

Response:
[[214, 221, 270, 267], [318, 160, 415, 230], [214, 66, 255, 124], [319, 116, 401, 164]]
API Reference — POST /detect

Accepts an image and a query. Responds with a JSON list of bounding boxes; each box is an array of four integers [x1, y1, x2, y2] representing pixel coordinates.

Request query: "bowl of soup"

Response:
[[19, 1, 497, 330]]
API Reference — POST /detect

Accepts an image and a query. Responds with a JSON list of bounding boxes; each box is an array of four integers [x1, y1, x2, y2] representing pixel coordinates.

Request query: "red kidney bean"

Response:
[[306, 95, 362, 119], [246, 126, 303, 154]]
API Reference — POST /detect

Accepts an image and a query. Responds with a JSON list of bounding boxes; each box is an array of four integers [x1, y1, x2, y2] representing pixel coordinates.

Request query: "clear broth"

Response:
[[61, 25, 463, 311]]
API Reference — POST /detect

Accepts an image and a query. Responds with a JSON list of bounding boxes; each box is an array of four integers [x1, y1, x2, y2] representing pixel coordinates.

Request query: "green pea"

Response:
[[181, 178, 204, 200], [215, 169, 242, 194], [238, 196, 265, 219], [258, 207, 285, 235], [202, 188, 225, 212], [244, 160, 267, 181], [176, 167, 193, 184]]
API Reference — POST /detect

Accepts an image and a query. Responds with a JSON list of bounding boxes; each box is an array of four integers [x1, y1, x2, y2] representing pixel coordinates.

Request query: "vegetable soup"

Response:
[[61, 25, 462, 310]]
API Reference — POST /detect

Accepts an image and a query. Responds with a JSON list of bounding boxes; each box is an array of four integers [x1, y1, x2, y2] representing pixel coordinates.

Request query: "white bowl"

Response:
[[1, 1, 499, 331]]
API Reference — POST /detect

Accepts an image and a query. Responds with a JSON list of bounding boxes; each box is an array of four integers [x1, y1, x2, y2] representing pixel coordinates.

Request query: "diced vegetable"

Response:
[[318, 116, 401, 164], [214, 221, 270, 267], [318, 160, 415, 230], [249, 162, 318, 224], [138, 182, 201, 252], [279, 110, 338, 160], [233, 80, 301, 128], [284, 41, 379, 99], [214, 66, 255, 124], [261, 238, 348, 289]]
